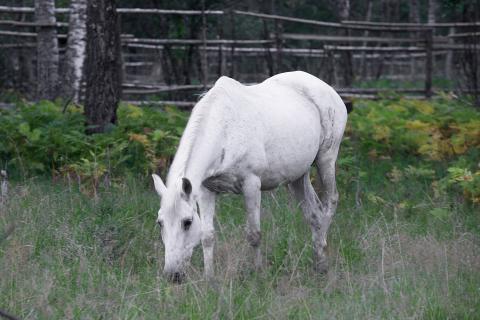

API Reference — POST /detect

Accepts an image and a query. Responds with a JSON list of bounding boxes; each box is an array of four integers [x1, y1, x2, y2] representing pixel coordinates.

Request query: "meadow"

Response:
[[0, 97, 479, 319]]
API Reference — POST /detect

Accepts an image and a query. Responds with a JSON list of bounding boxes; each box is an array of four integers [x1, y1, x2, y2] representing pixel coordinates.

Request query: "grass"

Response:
[[1, 154, 479, 319]]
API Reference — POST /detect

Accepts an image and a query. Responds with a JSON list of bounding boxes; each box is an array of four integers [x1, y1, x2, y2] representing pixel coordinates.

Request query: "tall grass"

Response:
[[1, 156, 479, 319]]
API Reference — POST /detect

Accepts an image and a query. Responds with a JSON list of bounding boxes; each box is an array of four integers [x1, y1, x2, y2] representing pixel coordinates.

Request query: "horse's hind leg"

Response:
[[289, 154, 338, 273], [313, 152, 339, 272], [289, 174, 327, 272], [242, 175, 262, 269]]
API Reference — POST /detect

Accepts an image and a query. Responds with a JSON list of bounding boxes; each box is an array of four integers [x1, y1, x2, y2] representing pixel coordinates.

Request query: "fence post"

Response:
[[201, 0, 208, 89], [273, 19, 283, 73], [217, 14, 225, 77], [424, 27, 433, 98], [0, 170, 7, 206], [262, 18, 274, 76], [445, 26, 454, 79], [229, 9, 236, 77]]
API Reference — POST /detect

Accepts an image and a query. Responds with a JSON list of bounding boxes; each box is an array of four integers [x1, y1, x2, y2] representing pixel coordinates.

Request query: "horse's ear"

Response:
[[182, 177, 192, 197], [152, 174, 166, 197]]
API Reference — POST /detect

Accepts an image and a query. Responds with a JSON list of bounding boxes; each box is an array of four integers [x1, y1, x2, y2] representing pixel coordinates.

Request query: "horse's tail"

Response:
[[343, 99, 353, 114]]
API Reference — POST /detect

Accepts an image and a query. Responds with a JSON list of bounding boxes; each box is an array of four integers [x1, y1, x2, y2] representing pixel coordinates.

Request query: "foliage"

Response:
[[342, 95, 480, 203], [347, 94, 480, 161], [1, 96, 479, 202], [0, 100, 188, 186], [440, 164, 480, 203]]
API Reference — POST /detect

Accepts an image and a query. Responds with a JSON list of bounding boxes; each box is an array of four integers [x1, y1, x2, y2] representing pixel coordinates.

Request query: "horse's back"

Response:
[[265, 71, 346, 117], [206, 72, 347, 189], [215, 72, 341, 188], [250, 71, 347, 143], [262, 71, 348, 151]]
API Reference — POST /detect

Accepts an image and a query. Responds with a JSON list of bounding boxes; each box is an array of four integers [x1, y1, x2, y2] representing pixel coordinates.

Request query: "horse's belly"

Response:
[[216, 86, 322, 191], [259, 111, 320, 189], [260, 142, 318, 189]]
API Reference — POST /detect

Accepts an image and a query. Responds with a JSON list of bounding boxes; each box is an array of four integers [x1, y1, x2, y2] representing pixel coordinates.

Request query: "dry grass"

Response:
[[0, 170, 479, 319]]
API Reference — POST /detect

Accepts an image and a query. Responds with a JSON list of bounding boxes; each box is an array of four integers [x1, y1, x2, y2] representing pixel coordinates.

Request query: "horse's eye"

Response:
[[157, 220, 163, 229], [182, 218, 193, 231]]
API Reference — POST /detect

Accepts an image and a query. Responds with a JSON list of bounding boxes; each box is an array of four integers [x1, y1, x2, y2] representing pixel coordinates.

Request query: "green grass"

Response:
[[1, 154, 479, 319]]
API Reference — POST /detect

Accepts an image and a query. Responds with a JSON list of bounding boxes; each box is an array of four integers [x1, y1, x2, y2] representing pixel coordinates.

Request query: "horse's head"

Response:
[[152, 174, 202, 283]]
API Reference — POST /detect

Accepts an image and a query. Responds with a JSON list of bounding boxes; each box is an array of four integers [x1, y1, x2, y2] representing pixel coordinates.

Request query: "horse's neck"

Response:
[[167, 101, 224, 192]]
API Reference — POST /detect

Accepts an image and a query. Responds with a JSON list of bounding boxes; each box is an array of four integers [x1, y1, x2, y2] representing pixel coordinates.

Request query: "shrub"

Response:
[[0, 96, 478, 202], [347, 95, 480, 160], [0, 101, 188, 182]]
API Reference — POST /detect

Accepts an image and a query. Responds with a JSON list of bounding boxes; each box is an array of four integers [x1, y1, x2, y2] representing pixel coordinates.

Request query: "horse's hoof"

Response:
[[314, 256, 328, 274], [315, 265, 328, 274], [254, 257, 263, 271]]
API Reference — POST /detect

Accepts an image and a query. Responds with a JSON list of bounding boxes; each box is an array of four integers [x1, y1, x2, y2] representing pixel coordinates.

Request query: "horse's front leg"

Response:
[[242, 175, 262, 269], [200, 191, 216, 279]]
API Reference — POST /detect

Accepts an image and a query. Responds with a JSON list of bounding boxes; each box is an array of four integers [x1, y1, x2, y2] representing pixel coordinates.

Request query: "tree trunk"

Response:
[[61, 0, 87, 103], [35, 0, 59, 100], [84, 0, 122, 134], [459, 1, 480, 108]]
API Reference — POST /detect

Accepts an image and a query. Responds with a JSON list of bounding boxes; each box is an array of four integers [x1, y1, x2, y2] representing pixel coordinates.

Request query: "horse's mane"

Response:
[[166, 84, 231, 186]]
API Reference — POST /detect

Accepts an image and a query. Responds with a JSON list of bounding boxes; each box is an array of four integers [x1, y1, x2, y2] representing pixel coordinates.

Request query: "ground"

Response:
[[1, 152, 479, 319]]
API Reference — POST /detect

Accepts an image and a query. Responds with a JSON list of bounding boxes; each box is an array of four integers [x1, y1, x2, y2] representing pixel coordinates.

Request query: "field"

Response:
[[1, 98, 480, 319]]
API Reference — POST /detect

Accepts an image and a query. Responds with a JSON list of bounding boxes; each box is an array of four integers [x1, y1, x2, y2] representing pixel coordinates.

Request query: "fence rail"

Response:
[[0, 4, 479, 104]]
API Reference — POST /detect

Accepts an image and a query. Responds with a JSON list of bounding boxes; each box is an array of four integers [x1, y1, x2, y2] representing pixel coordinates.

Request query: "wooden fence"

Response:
[[0, 5, 479, 106]]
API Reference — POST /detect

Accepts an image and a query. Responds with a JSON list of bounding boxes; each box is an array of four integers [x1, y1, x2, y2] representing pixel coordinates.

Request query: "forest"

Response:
[[0, 0, 479, 319]]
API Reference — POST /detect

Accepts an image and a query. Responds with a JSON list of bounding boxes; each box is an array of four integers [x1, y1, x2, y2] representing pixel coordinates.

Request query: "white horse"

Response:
[[152, 71, 347, 282]]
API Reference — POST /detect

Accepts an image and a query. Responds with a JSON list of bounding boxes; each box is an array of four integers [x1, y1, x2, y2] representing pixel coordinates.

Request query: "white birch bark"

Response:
[[61, 0, 87, 103]]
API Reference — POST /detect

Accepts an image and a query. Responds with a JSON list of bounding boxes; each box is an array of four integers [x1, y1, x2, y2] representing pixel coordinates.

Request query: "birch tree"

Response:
[[35, 0, 59, 100], [61, 0, 87, 103]]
